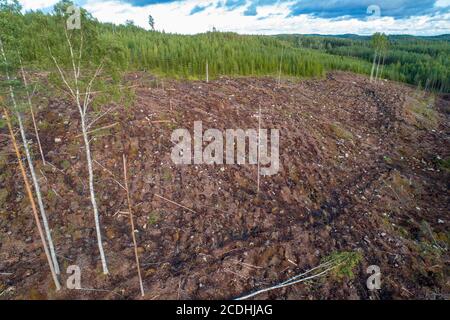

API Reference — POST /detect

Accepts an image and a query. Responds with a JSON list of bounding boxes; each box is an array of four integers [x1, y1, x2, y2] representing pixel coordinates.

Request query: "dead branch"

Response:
[[75, 122, 119, 138], [93, 159, 126, 190], [154, 194, 198, 214], [18, 53, 46, 165], [235, 261, 340, 300], [87, 107, 118, 129], [48, 46, 75, 100], [123, 154, 145, 297]]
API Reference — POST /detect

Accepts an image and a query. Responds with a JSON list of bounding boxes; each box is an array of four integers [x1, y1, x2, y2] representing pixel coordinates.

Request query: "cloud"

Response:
[[289, 0, 445, 19], [120, 0, 181, 6], [19, 0, 60, 11], [18, 0, 450, 35], [220, 0, 247, 10], [244, 5, 257, 16], [190, 3, 212, 15]]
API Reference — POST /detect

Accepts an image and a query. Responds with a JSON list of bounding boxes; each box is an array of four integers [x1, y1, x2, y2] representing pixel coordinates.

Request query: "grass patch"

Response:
[[330, 123, 353, 140], [322, 251, 362, 281], [406, 96, 438, 130], [383, 155, 393, 164], [437, 157, 450, 173], [148, 211, 160, 226], [161, 168, 173, 182]]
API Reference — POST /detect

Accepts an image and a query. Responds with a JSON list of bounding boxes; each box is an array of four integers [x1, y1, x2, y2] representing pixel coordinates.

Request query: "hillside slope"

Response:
[[0, 72, 448, 299]]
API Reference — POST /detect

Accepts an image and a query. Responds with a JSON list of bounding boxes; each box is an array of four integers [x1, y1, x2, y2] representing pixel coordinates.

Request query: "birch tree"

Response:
[[0, 38, 60, 274], [370, 33, 389, 83], [47, 7, 117, 274], [370, 33, 381, 82]]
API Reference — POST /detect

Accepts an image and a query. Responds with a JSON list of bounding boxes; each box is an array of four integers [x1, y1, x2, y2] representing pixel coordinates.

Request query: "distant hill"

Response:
[[275, 34, 450, 41]]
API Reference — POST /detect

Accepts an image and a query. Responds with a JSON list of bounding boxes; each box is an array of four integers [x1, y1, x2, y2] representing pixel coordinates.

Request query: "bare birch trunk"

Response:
[[3, 108, 61, 290], [375, 52, 382, 82], [370, 51, 377, 82], [0, 39, 60, 274], [379, 54, 386, 82], [81, 115, 109, 274]]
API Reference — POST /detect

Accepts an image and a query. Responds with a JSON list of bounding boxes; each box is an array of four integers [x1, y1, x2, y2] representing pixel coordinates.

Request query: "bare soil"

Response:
[[0, 72, 449, 300]]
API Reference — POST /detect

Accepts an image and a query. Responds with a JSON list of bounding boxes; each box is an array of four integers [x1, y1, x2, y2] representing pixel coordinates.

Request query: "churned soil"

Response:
[[0, 72, 448, 300]]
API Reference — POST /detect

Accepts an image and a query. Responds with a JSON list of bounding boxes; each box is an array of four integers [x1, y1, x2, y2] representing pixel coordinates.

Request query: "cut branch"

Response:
[[123, 155, 145, 297], [18, 52, 46, 165], [154, 194, 198, 214]]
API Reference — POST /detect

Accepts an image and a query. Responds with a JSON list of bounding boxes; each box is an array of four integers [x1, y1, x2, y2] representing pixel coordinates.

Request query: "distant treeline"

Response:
[[277, 34, 449, 92], [1, 0, 449, 92]]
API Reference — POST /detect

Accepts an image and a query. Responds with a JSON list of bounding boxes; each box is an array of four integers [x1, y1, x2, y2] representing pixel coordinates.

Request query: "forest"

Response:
[[0, 0, 449, 93]]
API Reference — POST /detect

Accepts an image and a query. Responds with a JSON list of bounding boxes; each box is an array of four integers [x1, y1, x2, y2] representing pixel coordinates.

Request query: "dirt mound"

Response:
[[0, 72, 448, 300]]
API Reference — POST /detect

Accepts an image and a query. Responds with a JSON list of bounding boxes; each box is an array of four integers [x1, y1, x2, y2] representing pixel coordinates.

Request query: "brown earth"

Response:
[[0, 72, 449, 300]]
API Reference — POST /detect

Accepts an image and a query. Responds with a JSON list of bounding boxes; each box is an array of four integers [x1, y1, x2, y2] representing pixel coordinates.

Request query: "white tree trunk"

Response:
[[0, 39, 60, 274], [15, 108, 61, 274], [375, 53, 382, 82], [370, 51, 377, 82], [379, 54, 386, 82], [80, 114, 109, 274], [50, 31, 110, 274]]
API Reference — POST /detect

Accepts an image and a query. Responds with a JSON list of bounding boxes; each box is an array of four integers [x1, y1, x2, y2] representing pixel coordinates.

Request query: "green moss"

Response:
[[60, 160, 71, 171], [383, 156, 393, 164], [0, 188, 8, 204], [148, 211, 160, 225], [408, 96, 438, 130], [161, 168, 173, 182], [322, 251, 362, 281], [437, 157, 450, 173], [330, 123, 353, 140]]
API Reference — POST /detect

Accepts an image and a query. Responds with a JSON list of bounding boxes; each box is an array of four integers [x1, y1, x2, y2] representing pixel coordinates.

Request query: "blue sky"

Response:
[[19, 0, 450, 35]]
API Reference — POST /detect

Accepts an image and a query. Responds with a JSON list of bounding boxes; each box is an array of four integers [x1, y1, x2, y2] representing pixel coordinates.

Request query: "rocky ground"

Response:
[[0, 72, 449, 300]]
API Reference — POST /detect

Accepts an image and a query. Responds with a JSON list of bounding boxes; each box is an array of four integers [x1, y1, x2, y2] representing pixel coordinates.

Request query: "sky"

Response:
[[18, 0, 450, 35]]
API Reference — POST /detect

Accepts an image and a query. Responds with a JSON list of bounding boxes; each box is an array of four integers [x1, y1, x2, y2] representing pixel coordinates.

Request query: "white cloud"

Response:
[[19, 0, 60, 11], [20, 0, 450, 35], [436, 0, 450, 7]]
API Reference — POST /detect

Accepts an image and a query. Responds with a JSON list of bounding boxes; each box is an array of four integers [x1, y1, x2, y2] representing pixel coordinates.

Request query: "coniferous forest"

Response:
[[1, 0, 449, 93]]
